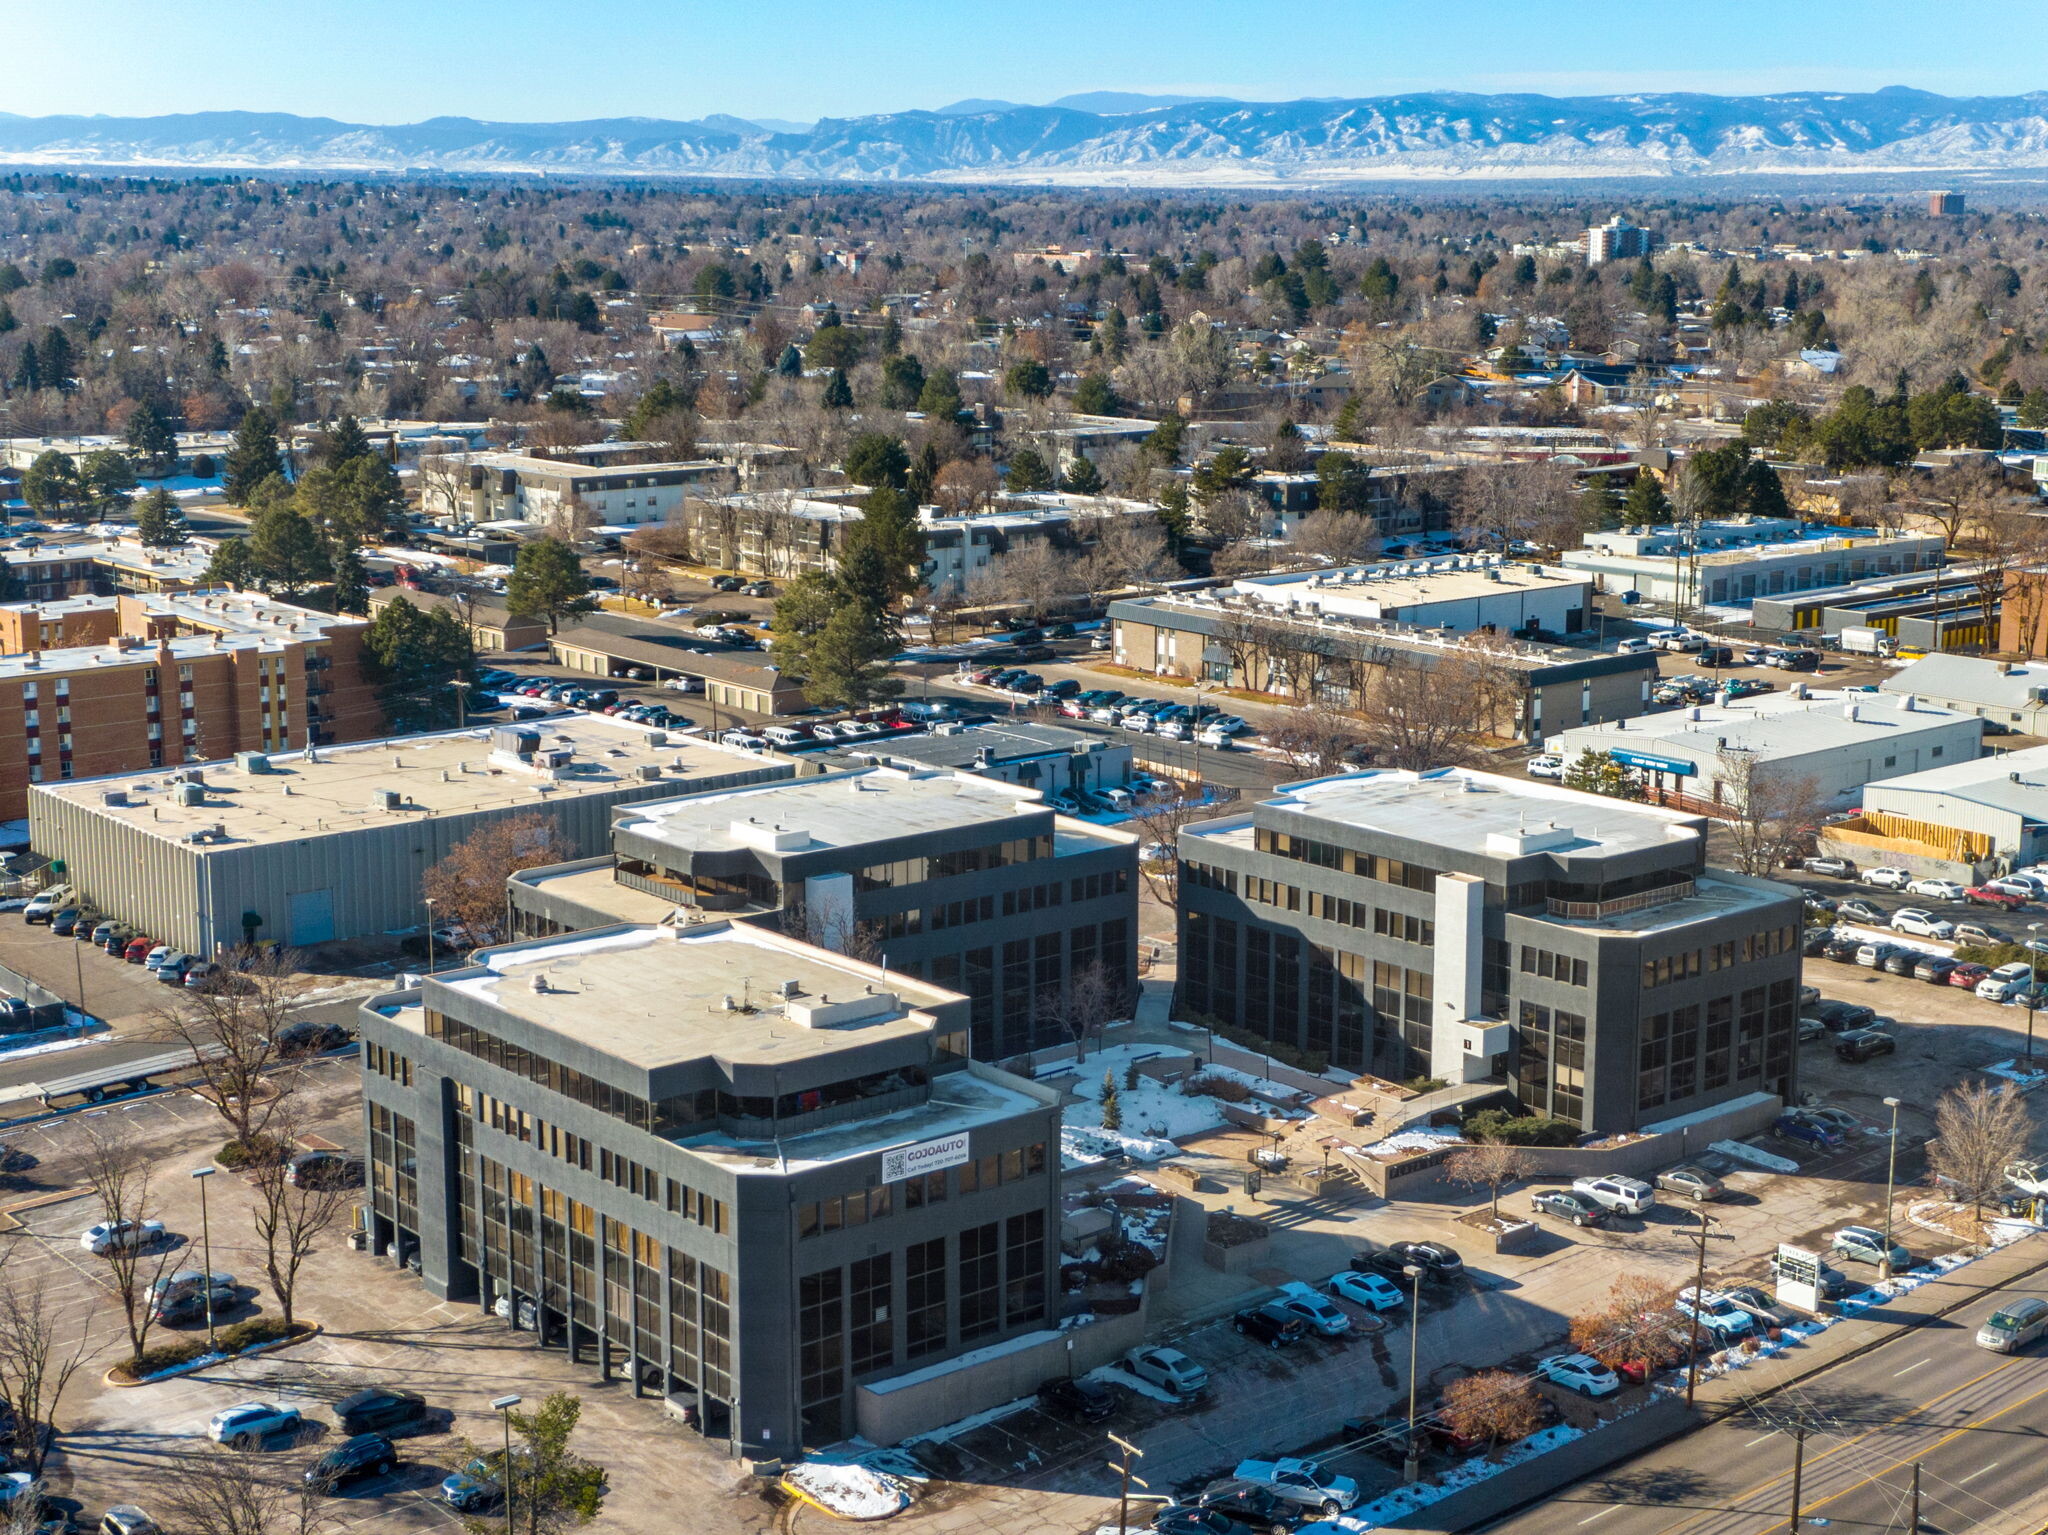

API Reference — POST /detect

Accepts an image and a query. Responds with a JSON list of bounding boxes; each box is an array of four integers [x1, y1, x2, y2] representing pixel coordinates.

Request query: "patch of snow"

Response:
[[1370, 1127, 1467, 1156], [1712, 1139, 1799, 1174], [781, 1460, 913, 1521], [1089, 1364, 1180, 1404], [1984, 1058, 2048, 1092]]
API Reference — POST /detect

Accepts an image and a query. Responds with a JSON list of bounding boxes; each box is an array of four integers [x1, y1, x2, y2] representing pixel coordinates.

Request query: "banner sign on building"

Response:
[[1608, 748, 1696, 777], [880, 1132, 972, 1184]]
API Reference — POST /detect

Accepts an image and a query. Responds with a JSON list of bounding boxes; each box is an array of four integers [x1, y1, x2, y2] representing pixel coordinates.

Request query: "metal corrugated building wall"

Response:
[[28, 761, 792, 959]]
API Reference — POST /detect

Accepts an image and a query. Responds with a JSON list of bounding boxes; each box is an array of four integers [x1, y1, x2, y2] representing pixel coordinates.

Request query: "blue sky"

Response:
[[4, 0, 2046, 123]]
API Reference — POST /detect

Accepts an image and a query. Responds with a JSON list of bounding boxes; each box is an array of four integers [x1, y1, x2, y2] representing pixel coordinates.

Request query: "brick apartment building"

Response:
[[0, 591, 381, 818]]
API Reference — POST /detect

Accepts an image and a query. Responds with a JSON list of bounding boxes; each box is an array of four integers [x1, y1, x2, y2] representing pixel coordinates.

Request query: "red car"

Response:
[[123, 936, 154, 964], [1966, 885, 2028, 910], [1949, 962, 1992, 989]]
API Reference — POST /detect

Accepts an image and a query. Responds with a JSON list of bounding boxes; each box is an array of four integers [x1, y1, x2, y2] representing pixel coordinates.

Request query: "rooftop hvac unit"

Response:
[[176, 783, 206, 807], [100, 790, 128, 808], [636, 764, 664, 781], [370, 788, 402, 812], [537, 747, 574, 770], [236, 751, 272, 775]]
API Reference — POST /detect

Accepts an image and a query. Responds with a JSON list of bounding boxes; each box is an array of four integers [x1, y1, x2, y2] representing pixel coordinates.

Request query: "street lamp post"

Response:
[[491, 1393, 521, 1535], [1402, 1265, 1425, 1483], [424, 897, 438, 978], [191, 1166, 217, 1348], [2029, 924, 2042, 1062], [1879, 1095, 1902, 1283]]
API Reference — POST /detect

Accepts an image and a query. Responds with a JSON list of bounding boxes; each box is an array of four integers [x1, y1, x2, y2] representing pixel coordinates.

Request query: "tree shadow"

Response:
[[1587, 1464, 1722, 1506]]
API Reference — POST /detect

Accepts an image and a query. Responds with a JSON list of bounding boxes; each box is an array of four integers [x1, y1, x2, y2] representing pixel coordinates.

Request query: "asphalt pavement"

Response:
[[1477, 1246, 2048, 1535]]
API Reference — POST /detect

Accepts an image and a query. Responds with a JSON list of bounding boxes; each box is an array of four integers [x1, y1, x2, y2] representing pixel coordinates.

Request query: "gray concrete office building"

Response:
[[506, 767, 1140, 1061], [357, 921, 1062, 1456], [1176, 769, 1803, 1133]]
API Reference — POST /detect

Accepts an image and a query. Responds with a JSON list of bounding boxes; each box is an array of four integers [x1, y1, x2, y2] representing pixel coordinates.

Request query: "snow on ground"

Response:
[[1984, 1059, 2048, 1092], [1052, 1043, 1311, 1144], [1368, 1127, 1467, 1156], [1088, 1363, 1180, 1404], [1061, 1126, 1176, 1170], [780, 1460, 913, 1520], [1712, 1139, 1799, 1174]]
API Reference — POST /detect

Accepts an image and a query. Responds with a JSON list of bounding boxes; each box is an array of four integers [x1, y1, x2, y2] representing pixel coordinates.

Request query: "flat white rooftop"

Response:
[[1232, 554, 1587, 619], [1554, 689, 1973, 759], [613, 767, 1046, 856]]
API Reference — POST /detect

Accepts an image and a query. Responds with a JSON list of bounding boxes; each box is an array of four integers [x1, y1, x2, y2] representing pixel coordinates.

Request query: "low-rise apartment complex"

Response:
[[357, 921, 1062, 1454], [459, 454, 731, 530], [1177, 768, 1803, 1133], [507, 767, 1140, 1062], [1561, 520, 1945, 609]]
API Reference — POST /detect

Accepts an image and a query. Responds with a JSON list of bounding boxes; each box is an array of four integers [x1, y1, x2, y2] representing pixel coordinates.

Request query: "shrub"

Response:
[[218, 1317, 297, 1353], [1464, 1108, 1579, 1147], [1206, 1211, 1269, 1248], [126, 1338, 207, 1377], [1094, 1239, 1162, 1284], [1183, 1072, 1253, 1103], [1956, 943, 2031, 969], [217, 1136, 286, 1170]]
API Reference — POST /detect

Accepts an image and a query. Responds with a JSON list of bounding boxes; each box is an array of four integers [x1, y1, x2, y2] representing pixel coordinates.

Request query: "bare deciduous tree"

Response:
[[1445, 1143, 1536, 1219], [1288, 510, 1382, 567], [159, 1447, 330, 1535], [1265, 702, 1368, 778], [1930, 1080, 2034, 1215], [249, 1109, 354, 1327], [79, 1125, 174, 1363], [1356, 645, 1520, 771], [156, 958, 314, 1156], [1126, 787, 1237, 907], [420, 811, 572, 949], [1568, 1273, 1687, 1374], [1037, 961, 1132, 1063], [1713, 754, 1830, 876], [0, 1273, 94, 1475]]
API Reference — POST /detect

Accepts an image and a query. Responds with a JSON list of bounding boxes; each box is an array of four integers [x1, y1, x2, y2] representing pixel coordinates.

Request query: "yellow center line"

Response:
[[1640, 1356, 2025, 1535]]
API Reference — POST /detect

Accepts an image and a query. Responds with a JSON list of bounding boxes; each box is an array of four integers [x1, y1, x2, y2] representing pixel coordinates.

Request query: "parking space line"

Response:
[[1892, 1357, 1933, 1377]]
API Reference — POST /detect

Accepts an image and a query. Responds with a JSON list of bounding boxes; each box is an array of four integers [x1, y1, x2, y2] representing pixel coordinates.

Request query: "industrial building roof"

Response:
[[1862, 742, 2048, 819], [31, 714, 775, 848], [1555, 689, 1974, 761], [1883, 654, 2048, 712], [1193, 767, 1705, 861], [613, 768, 1047, 857], [849, 720, 1111, 771], [1231, 554, 1587, 618], [435, 922, 956, 1072]]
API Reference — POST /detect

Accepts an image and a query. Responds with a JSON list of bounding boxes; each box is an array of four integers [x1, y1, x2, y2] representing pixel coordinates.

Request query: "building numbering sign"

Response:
[[880, 1133, 972, 1184]]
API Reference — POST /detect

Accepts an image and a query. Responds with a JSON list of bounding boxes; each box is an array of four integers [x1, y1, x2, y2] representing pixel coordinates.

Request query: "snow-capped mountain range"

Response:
[[4, 87, 2048, 185]]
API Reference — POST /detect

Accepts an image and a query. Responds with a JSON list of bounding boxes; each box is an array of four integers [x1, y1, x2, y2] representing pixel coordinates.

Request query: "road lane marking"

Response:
[[1892, 1357, 1933, 1376], [1744, 1431, 1779, 1446], [1957, 1461, 1999, 1484], [1579, 1508, 1621, 1525]]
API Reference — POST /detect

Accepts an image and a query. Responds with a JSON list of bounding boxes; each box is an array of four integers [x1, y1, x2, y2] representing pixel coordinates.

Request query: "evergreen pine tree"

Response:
[[124, 401, 179, 477], [322, 412, 374, 466], [1621, 470, 1671, 525], [506, 537, 595, 634], [1060, 450, 1105, 496], [1100, 1072, 1122, 1131], [821, 368, 855, 409], [222, 408, 284, 506], [36, 327, 73, 390], [133, 486, 189, 548]]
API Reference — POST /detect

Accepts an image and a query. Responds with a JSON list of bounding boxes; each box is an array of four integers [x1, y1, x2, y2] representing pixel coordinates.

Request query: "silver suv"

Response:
[[1570, 1175, 1656, 1216]]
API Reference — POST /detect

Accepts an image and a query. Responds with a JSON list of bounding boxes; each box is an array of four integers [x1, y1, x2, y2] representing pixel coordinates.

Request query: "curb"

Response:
[[103, 1319, 324, 1388]]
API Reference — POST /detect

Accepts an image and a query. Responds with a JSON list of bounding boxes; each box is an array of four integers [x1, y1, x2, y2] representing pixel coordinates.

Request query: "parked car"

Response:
[[1035, 1376, 1119, 1422], [1123, 1345, 1208, 1398], [1802, 930, 1835, 958], [206, 1401, 303, 1448], [1532, 1190, 1608, 1227], [1949, 962, 1993, 989], [1915, 957, 1960, 984], [1188, 1480, 1299, 1535], [1882, 950, 1920, 976], [1719, 1285, 1792, 1328], [1977, 1297, 2048, 1353], [1527, 754, 1565, 779], [1326, 1269, 1406, 1311], [1823, 936, 1864, 963], [1675, 1288, 1755, 1340], [1906, 878, 1967, 901], [1571, 1175, 1655, 1216], [1538, 1353, 1620, 1397], [1889, 908, 1955, 939], [1836, 1029, 1897, 1063], [1979, 962, 2037, 1001], [80, 1219, 165, 1255], [97, 1507, 158, 1535], [1833, 1225, 1910, 1269], [1855, 940, 1898, 968], [1773, 1113, 1844, 1150], [334, 1387, 426, 1435], [1803, 895, 1838, 917], [1232, 1304, 1308, 1348], [1954, 924, 2007, 948], [1352, 1240, 1464, 1285], [1861, 866, 1914, 889], [123, 936, 154, 964], [305, 1433, 397, 1492], [1764, 1251, 1851, 1299], [1838, 899, 1888, 925], [1654, 1164, 1726, 1201], [1271, 1282, 1351, 1336], [1966, 885, 2028, 910], [1231, 1458, 1359, 1516], [274, 1020, 350, 1057]]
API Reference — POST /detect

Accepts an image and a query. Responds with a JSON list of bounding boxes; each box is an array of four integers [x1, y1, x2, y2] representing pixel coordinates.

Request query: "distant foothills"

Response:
[[7, 87, 2048, 185]]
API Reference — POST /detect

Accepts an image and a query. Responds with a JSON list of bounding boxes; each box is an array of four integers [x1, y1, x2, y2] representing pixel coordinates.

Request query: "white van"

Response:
[[1978, 1297, 2048, 1352], [1614, 637, 1657, 656], [763, 726, 811, 749]]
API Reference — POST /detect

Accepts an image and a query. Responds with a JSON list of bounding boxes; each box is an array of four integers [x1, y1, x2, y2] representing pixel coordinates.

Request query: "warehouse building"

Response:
[[1177, 768, 1803, 1133], [27, 717, 791, 956], [1561, 520, 1944, 609], [1546, 686, 1983, 808], [506, 766, 1139, 1060], [1817, 744, 2048, 883], [1750, 570, 1992, 650], [357, 920, 1062, 1455], [1227, 554, 1596, 636], [1880, 654, 2048, 736]]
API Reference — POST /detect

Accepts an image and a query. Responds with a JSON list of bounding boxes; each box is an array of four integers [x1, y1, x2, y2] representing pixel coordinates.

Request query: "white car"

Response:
[[1907, 878, 1967, 901], [1123, 1345, 1208, 1397], [1232, 1457, 1360, 1515], [79, 1219, 166, 1255], [1273, 1281, 1351, 1336], [1537, 1353, 1620, 1397], [1527, 754, 1565, 779], [1978, 963, 2033, 1001], [1327, 1269, 1406, 1311], [1889, 908, 1955, 939], [1155, 719, 1189, 740], [1196, 727, 1235, 749], [206, 1401, 303, 1448], [1861, 866, 1914, 889], [1088, 705, 1122, 724]]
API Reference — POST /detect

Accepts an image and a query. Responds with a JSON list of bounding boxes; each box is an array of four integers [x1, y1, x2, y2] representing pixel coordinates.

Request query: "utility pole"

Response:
[[1909, 1459, 1920, 1533], [1685, 1210, 1713, 1405], [1107, 1433, 1145, 1535], [1789, 1426, 1807, 1535]]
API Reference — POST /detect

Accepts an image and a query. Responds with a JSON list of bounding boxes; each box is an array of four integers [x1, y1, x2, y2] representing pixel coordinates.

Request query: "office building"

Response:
[[357, 920, 1062, 1454], [1108, 586, 1655, 746], [1547, 685, 1981, 808], [27, 716, 790, 955], [1930, 191, 1966, 217], [458, 453, 731, 530], [1176, 768, 1803, 1132], [1561, 520, 1945, 610], [1227, 555, 1596, 635], [507, 767, 1139, 1061], [1585, 216, 1663, 265], [0, 591, 381, 821]]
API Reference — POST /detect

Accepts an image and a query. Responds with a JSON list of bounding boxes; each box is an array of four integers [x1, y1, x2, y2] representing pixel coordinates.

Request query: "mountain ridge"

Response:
[[4, 89, 2048, 184]]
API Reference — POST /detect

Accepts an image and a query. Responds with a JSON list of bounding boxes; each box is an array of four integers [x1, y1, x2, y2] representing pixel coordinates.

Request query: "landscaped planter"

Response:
[[106, 1319, 321, 1386], [1203, 1211, 1271, 1274], [1458, 1209, 1542, 1255]]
